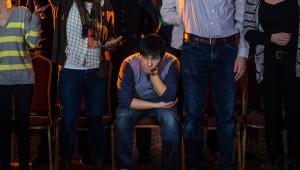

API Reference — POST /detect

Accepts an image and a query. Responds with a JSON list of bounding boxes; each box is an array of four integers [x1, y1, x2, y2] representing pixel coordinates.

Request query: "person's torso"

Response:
[[126, 53, 177, 101], [180, 0, 239, 38], [259, 0, 299, 50], [0, 6, 35, 85]]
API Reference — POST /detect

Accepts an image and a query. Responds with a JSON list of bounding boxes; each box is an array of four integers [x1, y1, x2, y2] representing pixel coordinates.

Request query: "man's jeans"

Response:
[[182, 41, 237, 170], [115, 107, 180, 170], [59, 68, 107, 162]]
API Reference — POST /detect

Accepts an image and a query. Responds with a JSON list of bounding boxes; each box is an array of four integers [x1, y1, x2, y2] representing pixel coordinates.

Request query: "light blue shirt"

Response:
[[179, 0, 249, 57]]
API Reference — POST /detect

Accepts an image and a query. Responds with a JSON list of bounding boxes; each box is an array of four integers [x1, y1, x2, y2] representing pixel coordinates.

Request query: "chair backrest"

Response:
[[31, 54, 52, 116]]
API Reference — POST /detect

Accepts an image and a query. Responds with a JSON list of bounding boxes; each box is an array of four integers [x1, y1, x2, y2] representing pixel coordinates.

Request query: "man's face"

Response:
[[141, 55, 161, 74]]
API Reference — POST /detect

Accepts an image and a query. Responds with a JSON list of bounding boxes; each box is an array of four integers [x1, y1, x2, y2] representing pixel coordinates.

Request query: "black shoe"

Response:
[[59, 160, 71, 170], [138, 153, 151, 164], [93, 160, 104, 170], [288, 159, 299, 170], [271, 157, 284, 170]]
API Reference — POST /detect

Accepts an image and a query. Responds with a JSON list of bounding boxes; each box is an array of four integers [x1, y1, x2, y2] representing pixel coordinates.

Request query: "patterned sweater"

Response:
[[0, 6, 41, 85], [243, 0, 300, 83]]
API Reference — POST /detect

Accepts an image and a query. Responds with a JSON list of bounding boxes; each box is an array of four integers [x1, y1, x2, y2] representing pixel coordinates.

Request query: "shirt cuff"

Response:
[[237, 47, 249, 58]]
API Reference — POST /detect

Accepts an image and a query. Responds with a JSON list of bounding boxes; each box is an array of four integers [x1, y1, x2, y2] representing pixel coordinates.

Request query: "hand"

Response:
[[103, 36, 122, 49], [88, 39, 99, 48], [271, 32, 291, 46], [142, 60, 157, 75], [156, 98, 178, 109], [234, 57, 247, 81]]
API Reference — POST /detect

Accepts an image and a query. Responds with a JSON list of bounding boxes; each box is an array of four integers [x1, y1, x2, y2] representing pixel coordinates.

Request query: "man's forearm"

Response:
[[150, 74, 167, 96], [130, 98, 158, 110]]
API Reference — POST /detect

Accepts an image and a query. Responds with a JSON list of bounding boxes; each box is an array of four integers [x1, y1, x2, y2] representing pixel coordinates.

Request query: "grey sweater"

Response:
[[0, 6, 41, 85]]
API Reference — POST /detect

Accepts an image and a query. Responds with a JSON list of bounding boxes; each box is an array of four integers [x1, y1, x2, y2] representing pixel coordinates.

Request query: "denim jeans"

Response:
[[0, 84, 34, 170], [115, 107, 180, 170], [182, 41, 237, 170], [59, 68, 107, 163]]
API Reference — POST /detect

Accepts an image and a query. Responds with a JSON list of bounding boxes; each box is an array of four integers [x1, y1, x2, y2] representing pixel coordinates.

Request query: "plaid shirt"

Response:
[[65, 2, 101, 69]]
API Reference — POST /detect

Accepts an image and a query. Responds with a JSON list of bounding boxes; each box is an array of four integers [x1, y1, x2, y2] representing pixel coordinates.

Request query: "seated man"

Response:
[[115, 34, 180, 170]]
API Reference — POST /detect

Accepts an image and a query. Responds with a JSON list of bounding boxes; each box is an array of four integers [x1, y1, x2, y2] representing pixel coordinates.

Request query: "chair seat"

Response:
[[136, 117, 160, 126], [245, 112, 265, 127], [55, 115, 113, 128], [30, 115, 51, 126]]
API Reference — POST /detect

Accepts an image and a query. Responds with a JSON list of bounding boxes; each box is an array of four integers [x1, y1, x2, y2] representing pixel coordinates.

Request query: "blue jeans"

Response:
[[115, 107, 180, 170], [59, 68, 107, 162], [182, 41, 237, 170]]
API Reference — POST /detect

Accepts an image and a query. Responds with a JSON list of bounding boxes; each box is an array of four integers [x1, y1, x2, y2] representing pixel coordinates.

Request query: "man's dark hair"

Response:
[[139, 34, 166, 59]]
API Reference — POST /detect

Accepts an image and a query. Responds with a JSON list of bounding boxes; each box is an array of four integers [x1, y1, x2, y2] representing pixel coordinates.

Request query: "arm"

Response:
[[243, 0, 271, 45], [24, 8, 41, 48], [158, 60, 179, 102], [235, 0, 250, 58], [160, 0, 181, 26]]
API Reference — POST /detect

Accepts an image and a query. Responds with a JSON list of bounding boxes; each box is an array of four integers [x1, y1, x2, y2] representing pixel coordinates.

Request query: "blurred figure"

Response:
[[244, 0, 300, 169], [0, 0, 41, 169], [115, 35, 180, 170], [180, 0, 249, 169], [48, 0, 119, 169], [110, 0, 160, 163]]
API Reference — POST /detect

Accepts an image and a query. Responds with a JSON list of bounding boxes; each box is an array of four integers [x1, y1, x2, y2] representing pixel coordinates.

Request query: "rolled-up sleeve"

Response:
[[24, 9, 41, 48], [117, 61, 135, 108]]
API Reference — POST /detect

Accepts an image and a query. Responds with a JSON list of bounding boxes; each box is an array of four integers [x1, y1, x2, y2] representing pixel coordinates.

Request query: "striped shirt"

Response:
[[243, 0, 300, 82], [64, 2, 101, 69], [178, 0, 249, 57], [0, 6, 40, 85]]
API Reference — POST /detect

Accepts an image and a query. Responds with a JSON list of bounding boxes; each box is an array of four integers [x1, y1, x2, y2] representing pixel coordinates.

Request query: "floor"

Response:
[[7, 127, 275, 170]]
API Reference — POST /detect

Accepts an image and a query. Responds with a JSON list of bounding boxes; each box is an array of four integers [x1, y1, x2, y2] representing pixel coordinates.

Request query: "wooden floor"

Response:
[[10, 129, 272, 170]]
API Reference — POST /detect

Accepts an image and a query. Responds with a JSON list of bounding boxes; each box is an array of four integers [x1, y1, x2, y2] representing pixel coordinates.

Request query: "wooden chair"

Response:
[[30, 54, 54, 170], [54, 61, 115, 170]]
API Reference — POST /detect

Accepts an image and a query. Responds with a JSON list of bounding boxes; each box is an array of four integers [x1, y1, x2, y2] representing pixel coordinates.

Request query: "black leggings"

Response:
[[0, 84, 34, 170], [262, 49, 300, 161]]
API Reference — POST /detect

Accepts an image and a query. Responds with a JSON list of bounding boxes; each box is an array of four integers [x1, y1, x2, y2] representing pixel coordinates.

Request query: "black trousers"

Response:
[[262, 49, 300, 161], [0, 84, 34, 170]]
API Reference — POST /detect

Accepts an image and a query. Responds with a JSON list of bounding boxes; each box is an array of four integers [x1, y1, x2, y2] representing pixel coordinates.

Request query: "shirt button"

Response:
[[212, 9, 215, 13], [210, 22, 214, 25]]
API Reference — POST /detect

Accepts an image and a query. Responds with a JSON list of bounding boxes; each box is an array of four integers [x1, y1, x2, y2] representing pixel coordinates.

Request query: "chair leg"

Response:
[[54, 127, 59, 170], [181, 134, 185, 170], [48, 127, 53, 170], [242, 126, 247, 170], [237, 124, 241, 170], [111, 125, 115, 170]]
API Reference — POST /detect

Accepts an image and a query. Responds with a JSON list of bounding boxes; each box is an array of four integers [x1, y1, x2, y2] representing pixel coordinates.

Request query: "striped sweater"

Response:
[[243, 0, 300, 83], [0, 6, 41, 85]]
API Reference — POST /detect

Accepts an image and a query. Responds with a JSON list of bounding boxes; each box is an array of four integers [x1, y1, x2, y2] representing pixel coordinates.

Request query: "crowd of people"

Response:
[[1, 0, 300, 170]]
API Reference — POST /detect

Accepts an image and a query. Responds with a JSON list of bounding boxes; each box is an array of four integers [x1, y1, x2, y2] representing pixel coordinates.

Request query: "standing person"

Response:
[[180, 0, 249, 169], [110, 0, 160, 163], [0, 0, 41, 169], [48, 0, 119, 169], [115, 34, 180, 170], [244, 0, 300, 169], [160, 0, 183, 57]]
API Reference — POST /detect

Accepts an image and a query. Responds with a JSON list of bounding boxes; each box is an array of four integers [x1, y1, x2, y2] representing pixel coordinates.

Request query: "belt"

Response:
[[184, 32, 239, 45], [274, 50, 294, 60]]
